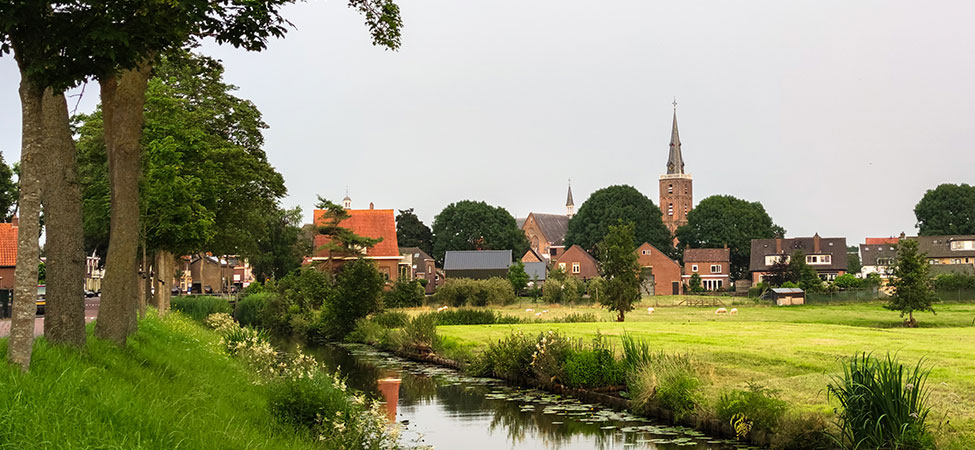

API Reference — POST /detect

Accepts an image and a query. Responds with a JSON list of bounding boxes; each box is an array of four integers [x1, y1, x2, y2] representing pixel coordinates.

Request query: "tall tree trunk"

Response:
[[8, 75, 43, 371], [95, 63, 152, 346], [152, 250, 173, 314], [40, 89, 86, 348]]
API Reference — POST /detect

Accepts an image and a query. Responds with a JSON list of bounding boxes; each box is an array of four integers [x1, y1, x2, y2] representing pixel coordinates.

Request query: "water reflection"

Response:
[[305, 344, 747, 450]]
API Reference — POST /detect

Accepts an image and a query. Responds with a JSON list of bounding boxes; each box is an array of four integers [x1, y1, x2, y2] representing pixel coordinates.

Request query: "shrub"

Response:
[[562, 348, 625, 388], [586, 276, 607, 304], [716, 383, 789, 432], [833, 273, 862, 290], [620, 332, 653, 370], [474, 331, 537, 380], [428, 308, 523, 326], [234, 292, 272, 327], [400, 313, 439, 353], [542, 277, 582, 304], [384, 279, 424, 308], [553, 312, 598, 323], [629, 352, 701, 421], [319, 258, 385, 340], [529, 331, 573, 384], [171, 296, 232, 322], [827, 353, 934, 450], [432, 278, 515, 306], [933, 273, 975, 290], [276, 268, 332, 311], [769, 413, 832, 450], [371, 311, 410, 328]]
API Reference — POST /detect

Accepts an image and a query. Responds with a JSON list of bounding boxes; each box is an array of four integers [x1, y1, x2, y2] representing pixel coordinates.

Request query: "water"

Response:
[[305, 344, 750, 450]]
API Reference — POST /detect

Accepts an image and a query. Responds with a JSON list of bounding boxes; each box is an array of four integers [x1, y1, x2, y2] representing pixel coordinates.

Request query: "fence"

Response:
[[805, 288, 886, 305], [934, 288, 975, 303]]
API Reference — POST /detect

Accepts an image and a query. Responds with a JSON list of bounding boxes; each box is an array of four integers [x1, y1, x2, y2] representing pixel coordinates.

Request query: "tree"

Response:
[[886, 239, 936, 327], [687, 273, 703, 293], [326, 258, 385, 338], [833, 273, 862, 290], [0, 152, 15, 220], [565, 185, 672, 257], [675, 195, 784, 279], [788, 250, 824, 293], [597, 221, 641, 322], [914, 183, 975, 236], [250, 206, 305, 282], [396, 208, 433, 255], [313, 196, 381, 272], [431, 200, 528, 262], [847, 246, 862, 275], [507, 261, 529, 295]]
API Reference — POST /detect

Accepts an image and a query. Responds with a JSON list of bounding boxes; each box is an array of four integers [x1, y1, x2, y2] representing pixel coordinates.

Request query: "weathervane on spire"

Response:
[[673, 97, 677, 110]]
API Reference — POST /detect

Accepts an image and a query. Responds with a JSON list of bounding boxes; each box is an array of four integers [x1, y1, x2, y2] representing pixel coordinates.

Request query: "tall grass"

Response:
[[0, 313, 322, 449], [827, 353, 934, 449], [171, 295, 232, 321], [628, 352, 701, 421]]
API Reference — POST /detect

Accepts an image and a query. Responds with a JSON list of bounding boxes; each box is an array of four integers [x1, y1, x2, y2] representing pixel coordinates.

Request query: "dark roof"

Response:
[[772, 287, 804, 294], [859, 243, 898, 266], [443, 250, 512, 271], [516, 218, 526, 229], [522, 248, 545, 262], [667, 108, 684, 174], [750, 236, 848, 272], [399, 247, 433, 262], [523, 262, 547, 281], [910, 235, 975, 259], [929, 264, 975, 276], [529, 213, 570, 245], [684, 248, 730, 263], [556, 244, 600, 266], [566, 185, 574, 207]]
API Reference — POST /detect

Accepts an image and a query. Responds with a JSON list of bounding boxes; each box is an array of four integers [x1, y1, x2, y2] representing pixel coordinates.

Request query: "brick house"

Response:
[[311, 203, 402, 282], [521, 212, 570, 261], [400, 247, 437, 294], [0, 221, 16, 290], [554, 245, 600, 280], [635, 242, 682, 295], [682, 247, 731, 291], [189, 254, 232, 293], [750, 234, 848, 283], [859, 238, 899, 279], [521, 248, 545, 263]]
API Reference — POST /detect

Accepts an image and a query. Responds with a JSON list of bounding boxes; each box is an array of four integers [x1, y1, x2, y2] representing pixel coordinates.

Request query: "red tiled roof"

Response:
[[0, 223, 17, 267], [865, 237, 899, 245], [312, 209, 400, 258]]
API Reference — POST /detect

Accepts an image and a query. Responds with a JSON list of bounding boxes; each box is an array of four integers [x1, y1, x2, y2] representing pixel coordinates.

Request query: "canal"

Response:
[[305, 343, 753, 450]]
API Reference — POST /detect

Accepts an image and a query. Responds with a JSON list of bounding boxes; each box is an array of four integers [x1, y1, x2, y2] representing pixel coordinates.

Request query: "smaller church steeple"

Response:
[[343, 187, 352, 209], [566, 179, 575, 218], [667, 98, 685, 175]]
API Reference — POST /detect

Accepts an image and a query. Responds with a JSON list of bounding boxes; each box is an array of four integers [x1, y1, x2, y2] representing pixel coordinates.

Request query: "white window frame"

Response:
[[691, 264, 698, 272], [642, 249, 651, 255], [710, 264, 721, 273], [559, 262, 566, 271], [572, 262, 581, 274], [765, 255, 790, 266]]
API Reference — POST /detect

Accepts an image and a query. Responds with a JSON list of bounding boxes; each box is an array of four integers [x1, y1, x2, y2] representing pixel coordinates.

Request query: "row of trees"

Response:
[[1, 0, 403, 372]]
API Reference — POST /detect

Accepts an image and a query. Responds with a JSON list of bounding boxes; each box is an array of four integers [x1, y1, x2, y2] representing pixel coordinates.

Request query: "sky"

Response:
[[1, 0, 973, 246]]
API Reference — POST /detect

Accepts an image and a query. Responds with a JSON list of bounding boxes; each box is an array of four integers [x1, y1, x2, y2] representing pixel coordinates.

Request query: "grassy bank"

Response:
[[0, 313, 328, 449], [430, 301, 975, 448]]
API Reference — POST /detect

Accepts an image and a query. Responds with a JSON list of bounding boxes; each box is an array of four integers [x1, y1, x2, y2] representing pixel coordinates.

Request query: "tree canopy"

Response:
[[431, 200, 528, 262], [597, 221, 641, 322], [565, 185, 672, 256], [675, 194, 784, 279], [886, 239, 937, 327], [396, 208, 433, 255], [0, 152, 15, 221], [914, 183, 975, 236]]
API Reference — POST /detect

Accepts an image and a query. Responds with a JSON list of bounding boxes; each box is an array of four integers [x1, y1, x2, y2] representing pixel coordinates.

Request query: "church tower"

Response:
[[566, 180, 575, 218], [659, 101, 692, 240]]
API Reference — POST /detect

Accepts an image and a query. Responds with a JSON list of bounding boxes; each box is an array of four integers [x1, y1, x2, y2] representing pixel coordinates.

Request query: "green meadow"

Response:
[[432, 300, 975, 449]]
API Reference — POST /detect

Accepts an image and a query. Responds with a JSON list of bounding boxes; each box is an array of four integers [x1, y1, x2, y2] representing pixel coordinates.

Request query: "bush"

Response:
[[561, 347, 626, 388], [473, 331, 537, 380], [716, 383, 789, 432], [542, 277, 583, 304], [276, 268, 332, 312], [553, 312, 598, 323], [234, 292, 272, 327], [833, 273, 862, 290], [769, 413, 832, 450], [427, 308, 523, 326], [629, 352, 701, 421], [432, 278, 515, 307], [933, 273, 975, 290], [371, 311, 410, 328], [171, 296, 232, 322], [399, 314, 439, 353], [827, 353, 934, 450], [384, 279, 425, 308], [318, 259, 385, 340]]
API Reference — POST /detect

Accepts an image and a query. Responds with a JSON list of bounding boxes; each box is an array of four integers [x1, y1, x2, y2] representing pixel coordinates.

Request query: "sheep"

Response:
[[436, 306, 449, 312], [730, 308, 738, 315], [647, 307, 655, 315], [534, 312, 543, 317], [542, 310, 549, 313], [526, 308, 534, 313], [715, 307, 728, 315]]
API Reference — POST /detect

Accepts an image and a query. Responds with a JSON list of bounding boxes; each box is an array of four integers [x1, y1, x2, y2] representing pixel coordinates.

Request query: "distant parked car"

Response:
[[171, 287, 180, 296], [203, 285, 213, 294], [84, 290, 97, 298], [36, 285, 46, 315]]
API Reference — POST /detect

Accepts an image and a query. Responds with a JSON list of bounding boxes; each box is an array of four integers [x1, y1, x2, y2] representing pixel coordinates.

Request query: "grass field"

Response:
[[429, 298, 975, 448]]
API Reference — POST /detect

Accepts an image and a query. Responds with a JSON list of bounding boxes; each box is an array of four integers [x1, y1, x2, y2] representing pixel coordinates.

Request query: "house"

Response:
[[0, 221, 17, 290], [750, 234, 848, 283], [771, 287, 805, 306], [400, 247, 437, 294], [554, 245, 600, 280], [683, 247, 731, 292], [914, 234, 975, 267], [635, 242, 681, 295], [521, 212, 570, 261], [85, 253, 103, 292], [443, 250, 512, 279], [189, 254, 233, 294], [225, 256, 254, 289], [859, 239, 899, 279], [523, 261, 547, 284], [521, 248, 545, 263], [310, 202, 402, 281]]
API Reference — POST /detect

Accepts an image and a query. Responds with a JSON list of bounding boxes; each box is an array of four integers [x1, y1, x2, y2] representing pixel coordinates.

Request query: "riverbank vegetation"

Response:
[[0, 312, 398, 449]]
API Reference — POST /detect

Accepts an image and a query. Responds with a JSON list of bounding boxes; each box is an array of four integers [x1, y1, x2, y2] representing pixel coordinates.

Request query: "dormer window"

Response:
[[950, 240, 975, 251]]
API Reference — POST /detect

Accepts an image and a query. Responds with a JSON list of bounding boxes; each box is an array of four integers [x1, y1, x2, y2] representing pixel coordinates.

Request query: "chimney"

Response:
[[775, 238, 782, 254], [899, 231, 906, 239], [369, 202, 374, 210], [813, 233, 821, 253], [10, 216, 17, 227]]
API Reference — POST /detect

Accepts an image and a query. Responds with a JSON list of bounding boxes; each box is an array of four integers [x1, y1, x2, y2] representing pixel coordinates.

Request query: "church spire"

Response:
[[566, 179, 575, 218], [667, 99, 684, 175]]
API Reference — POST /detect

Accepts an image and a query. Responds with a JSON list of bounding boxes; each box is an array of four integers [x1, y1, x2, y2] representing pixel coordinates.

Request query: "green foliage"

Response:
[[628, 352, 701, 421], [561, 337, 626, 388], [396, 208, 433, 255], [716, 384, 789, 432], [914, 183, 975, 236], [432, 278, 515, 307], [789, 251, 824, 293], [887, 239, 937, 326], [312, 197, 381, 262], [598, 221, 642, 321], [234, 292, 272, 327], [847, 246, 862, 275], [620, 332, 654, 370], [37, 261, 46, 285], [507, 261, 529, 295], [277, 268, 332, 312], [687, 273, 704, 293], [425, 309, 523, 326], [565, 185, 673, 255], [557, 312, 598, 323], [400, 314, 439, 353], [674, 195, 785, 279], [431, 200, 528, 262], [542, 277, 583, 304], [833, 273, 863, 290], [473, 332, 537, 380], [0, 152, 16, 221], [768, 413, 833, 450], [827, 353, 934, 450], [781, 281, 798, 288], [171, 296, 232, 322], [321, 259, 385, 340], [250, 206, 306, 282], [384, 279, 424, 308], [586, 276, 607, 303], [933, 273, 975, 290], [370, 311, 410, 328]]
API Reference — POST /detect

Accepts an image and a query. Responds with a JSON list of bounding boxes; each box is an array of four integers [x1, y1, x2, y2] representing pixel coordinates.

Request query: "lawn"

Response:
[[432, 299, 975, 449]]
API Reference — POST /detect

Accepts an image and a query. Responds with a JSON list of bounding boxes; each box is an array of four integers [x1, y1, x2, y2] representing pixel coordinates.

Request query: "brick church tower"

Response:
[[659, 101, 692, 241]]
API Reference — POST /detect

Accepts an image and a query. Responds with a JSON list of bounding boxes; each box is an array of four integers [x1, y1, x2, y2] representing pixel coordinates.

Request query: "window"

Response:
[[806, 254, 832, 265], [668, 184, 673, 194], [877, 258, 893, 266], [572, 263, 581, 274], [951, 258, 962, 264], [380, 267, 390, 281], [550, 248, 557, 257], [668, 203, 674, 216], [691, 264, 698, 272], [765, 255, 790, 265], [559, 263, 566, 271], [951, 240, 975, 250], [710, 264, 721, 273], [642, 249, 651, 255]]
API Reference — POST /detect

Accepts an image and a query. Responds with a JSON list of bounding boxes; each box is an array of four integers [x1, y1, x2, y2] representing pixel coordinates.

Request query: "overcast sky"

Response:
[[1, 0, 973, 246]]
